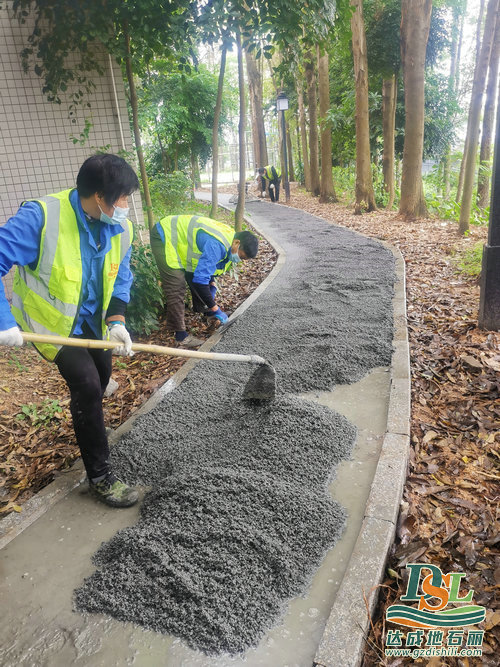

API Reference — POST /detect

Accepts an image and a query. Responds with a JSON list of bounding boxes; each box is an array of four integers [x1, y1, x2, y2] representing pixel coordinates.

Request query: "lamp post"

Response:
[[478, 94, 500, 329], [277, 91, 290, 203]]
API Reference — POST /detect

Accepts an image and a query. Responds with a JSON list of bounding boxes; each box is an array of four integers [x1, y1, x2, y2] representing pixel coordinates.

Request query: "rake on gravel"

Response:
[[18, 332, 276, 402]]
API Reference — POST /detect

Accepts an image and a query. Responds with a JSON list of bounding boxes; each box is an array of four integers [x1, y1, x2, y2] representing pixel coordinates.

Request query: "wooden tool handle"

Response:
[[20, 332, 266, 365]]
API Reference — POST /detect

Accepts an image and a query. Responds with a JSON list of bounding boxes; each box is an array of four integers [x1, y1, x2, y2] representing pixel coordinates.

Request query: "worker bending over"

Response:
[[0, 154, 140, 508], [258, 166, 281, 202], [151, 215, 258, 348]]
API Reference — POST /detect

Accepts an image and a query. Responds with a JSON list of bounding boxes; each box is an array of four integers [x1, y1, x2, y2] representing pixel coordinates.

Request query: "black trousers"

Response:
[[260, 176, 280, 202], [55, 334, 112, 480]]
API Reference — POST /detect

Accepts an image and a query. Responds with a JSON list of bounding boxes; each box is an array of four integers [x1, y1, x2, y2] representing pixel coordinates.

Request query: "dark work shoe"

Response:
[[88, 473, 139, 508], [175, 334, 204, 348]]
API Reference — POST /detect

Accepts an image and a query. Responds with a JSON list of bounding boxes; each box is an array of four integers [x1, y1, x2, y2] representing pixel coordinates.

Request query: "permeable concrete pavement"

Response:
[[0, 197, 409, 667]]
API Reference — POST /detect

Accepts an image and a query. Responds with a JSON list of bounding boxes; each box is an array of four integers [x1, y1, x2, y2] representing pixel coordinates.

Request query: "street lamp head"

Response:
[[276, 91, 289, 111]]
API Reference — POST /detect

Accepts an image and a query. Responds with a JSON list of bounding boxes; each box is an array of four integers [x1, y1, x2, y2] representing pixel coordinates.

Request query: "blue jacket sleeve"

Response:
[[0, 202, 44, 330], [111, 244, 133, 304], [193, 231, 228, 285]]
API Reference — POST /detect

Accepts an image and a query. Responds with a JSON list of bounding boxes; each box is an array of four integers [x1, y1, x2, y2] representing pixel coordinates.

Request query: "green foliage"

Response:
[[148, 172, 193, 219], [8, 351, 29, 373], [453, 242, 484, 278], [424, 165, 490, 226], [139, 63, 237, 177], [331, 166, 355, 202], [127, 242, 165, 336], [8, 0, 195, 126], [16, 399, 64, 428]]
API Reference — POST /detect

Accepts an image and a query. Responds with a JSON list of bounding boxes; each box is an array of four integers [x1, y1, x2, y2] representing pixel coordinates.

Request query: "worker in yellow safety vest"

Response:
[[0, 154, 141, 508], [151, 215, 259, 347], [258, 166, 281, 202]]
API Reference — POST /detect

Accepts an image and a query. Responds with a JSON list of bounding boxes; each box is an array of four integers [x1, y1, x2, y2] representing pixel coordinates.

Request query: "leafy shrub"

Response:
[[127, 241, 165, 336], [332, 166, 355, 202], [427, 197, 489, 226], [148, 172, 193, 219]]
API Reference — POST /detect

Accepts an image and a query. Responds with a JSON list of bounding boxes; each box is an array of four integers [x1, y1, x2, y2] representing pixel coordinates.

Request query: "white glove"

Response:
[[0, 326, 24, 346], [108, 323, 134, 356], [261, 191, 266, 197], [269, 184, 274, 189]]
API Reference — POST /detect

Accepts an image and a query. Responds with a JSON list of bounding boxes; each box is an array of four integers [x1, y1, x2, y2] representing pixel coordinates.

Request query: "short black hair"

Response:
[[234, 230, 259, 258], [76, 154, 139, 205], [257, 168, 265, 174]]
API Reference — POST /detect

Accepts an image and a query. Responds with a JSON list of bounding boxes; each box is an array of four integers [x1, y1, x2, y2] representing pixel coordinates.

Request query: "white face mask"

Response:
[[230, 251, 241, 264], [99, 204, 129, 225]]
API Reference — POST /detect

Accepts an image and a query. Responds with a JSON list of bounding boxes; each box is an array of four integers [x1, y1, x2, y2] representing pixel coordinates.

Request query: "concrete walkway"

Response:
[[0, 197, 410, 667]]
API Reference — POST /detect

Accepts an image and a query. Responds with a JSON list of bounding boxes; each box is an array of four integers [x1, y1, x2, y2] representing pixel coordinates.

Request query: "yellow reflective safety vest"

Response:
[[157, 215, 235, 275], [11, 189, 133, 361], [262, 165, 281, 181]]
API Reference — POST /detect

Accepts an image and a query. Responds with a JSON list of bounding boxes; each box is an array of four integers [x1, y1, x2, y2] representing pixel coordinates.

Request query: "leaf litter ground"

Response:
[[283, 188, 499, 666]]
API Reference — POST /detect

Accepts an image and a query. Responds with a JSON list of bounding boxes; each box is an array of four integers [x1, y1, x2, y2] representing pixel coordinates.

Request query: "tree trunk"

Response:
[[443, 2, 462, 198], [459, 0, 499, 234], [318, 48, 337, 202], [399, 0, 432, 220], [286, 121, 295, 181], [210, 45, 227, 219], [304, 52, 320, 196], [477, 15, 500, 209], [124, 27, 154, 230], [297, 80, 311, 190], [457, 0, 484, 202], [351, 0, 376, 213], [190, 151, 201, 191], [382, 74, 397, 209], [235, 30, 246, 232], [245, 48, 268, 170]]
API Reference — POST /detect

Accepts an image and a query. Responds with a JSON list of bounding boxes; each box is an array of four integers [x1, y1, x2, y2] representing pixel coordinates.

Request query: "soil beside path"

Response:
[[282, 189, 499, 666]]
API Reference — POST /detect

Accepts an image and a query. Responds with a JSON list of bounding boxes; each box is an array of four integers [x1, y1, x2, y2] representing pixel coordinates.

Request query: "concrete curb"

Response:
[[314, 245, 410, 667], [0, 210, 286, 552]]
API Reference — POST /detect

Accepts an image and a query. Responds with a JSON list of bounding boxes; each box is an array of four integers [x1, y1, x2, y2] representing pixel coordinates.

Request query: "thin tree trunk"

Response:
[[444, 2, 462, 198], [318, 48, 337, 202], [457, 0, 484, 202], [211, 45, 227, 219], [459, 0, 499, 234], [399, 0, 432, 220], [297, 80, 311, 190], [245, 48, 268, 169], [351, 0, 376, 213], [382, 74, 397, 209], [235, 30, 246, 232], [124, 27, 154, 230], [305, 52, 320, 196], [477, 15, 500, 208], [286, 121, 295, 181]]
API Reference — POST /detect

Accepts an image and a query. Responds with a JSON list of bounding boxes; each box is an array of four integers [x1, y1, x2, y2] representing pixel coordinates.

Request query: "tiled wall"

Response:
[[0, 5, 145, 298]]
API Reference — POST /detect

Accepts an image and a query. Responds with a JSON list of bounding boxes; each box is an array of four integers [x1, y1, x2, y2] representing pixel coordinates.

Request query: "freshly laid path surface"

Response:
[[1, 199, 397, 666]]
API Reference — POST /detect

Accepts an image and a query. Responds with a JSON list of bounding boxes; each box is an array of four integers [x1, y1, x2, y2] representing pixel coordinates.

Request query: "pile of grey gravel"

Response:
[[74, 203, 395, 656]]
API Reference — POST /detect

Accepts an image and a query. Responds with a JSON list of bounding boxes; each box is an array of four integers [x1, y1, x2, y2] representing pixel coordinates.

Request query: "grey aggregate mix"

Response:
[[75, 204, 395, 656]]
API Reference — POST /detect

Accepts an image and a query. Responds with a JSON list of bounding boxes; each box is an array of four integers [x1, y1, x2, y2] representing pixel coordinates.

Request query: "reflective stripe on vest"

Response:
[[158, 215, 234, 275], [11, 189, 132, 361], [264, 165, 281, 181]]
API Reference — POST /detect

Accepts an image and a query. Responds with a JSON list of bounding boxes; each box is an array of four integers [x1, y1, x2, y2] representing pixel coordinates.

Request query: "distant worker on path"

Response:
[[151, 215, 259, 348], [0, 154, 140, 508], [258, 166, 281, 202]]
